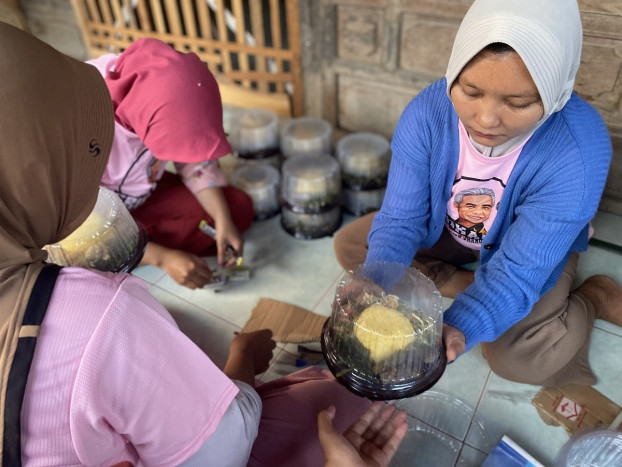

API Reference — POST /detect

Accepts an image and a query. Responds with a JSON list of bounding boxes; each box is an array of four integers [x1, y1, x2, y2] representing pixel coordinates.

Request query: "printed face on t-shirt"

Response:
[[454, 194, 493, 228], [450, 50, 544, 148]]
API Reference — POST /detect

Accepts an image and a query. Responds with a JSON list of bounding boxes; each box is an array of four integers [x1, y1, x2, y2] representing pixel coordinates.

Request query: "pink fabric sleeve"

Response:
[[69, 274, 239, 466], [175, 160, 228, 194]]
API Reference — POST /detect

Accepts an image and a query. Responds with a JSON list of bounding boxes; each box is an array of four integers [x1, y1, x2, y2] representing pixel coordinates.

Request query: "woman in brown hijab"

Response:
[[0, 22, 267, 466]]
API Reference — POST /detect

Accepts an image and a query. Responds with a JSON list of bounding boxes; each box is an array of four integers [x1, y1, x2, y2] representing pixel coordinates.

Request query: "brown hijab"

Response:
[[0, 22, 114, 448]]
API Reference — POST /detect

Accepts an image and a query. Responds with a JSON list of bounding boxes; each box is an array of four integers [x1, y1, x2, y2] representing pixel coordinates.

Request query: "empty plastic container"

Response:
[[555, 429, 622, 466]]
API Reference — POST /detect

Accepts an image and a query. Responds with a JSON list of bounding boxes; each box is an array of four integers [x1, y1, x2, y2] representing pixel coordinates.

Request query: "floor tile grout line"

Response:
[[592, 322, 622, 338], [459, 368, 495, 454], [146, 283, 246, 330], [403, 414, 465, 466]]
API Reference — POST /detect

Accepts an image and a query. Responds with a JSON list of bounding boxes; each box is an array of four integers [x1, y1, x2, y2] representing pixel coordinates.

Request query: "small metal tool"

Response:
[[198, 220, 244, 266]]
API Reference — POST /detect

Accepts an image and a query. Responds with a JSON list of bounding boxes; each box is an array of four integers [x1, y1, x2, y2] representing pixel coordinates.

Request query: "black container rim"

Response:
[[253, 209, 281, 222], [237, 147, 280, 160], [321, 319, 447, 401], [280, 198, 341, 215], [116, 223, 148, 273], [342, 179, 388, 191]]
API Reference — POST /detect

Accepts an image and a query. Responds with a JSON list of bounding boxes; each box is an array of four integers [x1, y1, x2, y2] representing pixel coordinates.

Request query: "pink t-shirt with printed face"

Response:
[[21, 269, 238, 466], [445, 121, 528, 250]]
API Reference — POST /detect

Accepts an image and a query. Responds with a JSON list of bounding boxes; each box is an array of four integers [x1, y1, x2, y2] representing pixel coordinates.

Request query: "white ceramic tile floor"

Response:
[[131, 210, 622, 466]]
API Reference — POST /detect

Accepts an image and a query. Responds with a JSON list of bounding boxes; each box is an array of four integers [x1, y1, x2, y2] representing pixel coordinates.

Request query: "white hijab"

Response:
[[445, 0, 582, 121]]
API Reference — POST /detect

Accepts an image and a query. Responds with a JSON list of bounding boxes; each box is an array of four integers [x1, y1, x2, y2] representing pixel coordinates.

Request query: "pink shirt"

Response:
[[21, 269, 239, 466], [445, 121, 528, 249], [88, 55, 228, 211]]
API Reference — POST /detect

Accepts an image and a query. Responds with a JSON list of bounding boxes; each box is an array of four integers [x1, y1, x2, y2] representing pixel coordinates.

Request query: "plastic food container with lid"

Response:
[[321, 262, 446, 400], [280, 117, 332, 159], [43, 186, 146, 272], [230, 164, 281, 220], [229, 108, 280, 160], [342, 186, 386, 216], [554, 429, 622, 466], [280, 153, 342, 238], [281, 153, 341, 210], [336, 132, 391, 190]]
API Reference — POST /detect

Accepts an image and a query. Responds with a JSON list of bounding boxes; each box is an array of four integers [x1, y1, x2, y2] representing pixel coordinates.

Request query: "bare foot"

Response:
[[438, 269, 475, 299], [574, 275, 622, 326]]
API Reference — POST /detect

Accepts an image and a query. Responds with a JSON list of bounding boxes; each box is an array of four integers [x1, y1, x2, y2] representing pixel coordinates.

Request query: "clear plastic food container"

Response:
[[280, 204, 342, 239], [281, 153, 341, 212], [229, 108, 280, 159], [342, 187, 386, 216], [280, 117, 332, 158], [43, 186, 146, 272], [336, 132, 391, 190], [230, 164, 281, 221], [555, 429, 622, 466], [321, 262, 446, 400]]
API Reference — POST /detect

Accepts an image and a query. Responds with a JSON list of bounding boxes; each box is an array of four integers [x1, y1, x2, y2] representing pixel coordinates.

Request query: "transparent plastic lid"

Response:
[[321, 262, 446, 400], [280, 117, 332, 158], [229, 108, 279, 156], [281, 153, 341, 211], [555, 429, 622, 466], [43, 186, 146, 272], [336, 132, 391, 189], [230, 164, 281, 220]]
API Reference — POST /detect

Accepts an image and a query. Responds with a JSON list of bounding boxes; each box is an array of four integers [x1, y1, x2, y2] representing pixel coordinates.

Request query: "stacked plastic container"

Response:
[[230, 164, 281, 221], [279, 117, 332, 159], [336, 132, 391, 216], [280, 153, 342, 239], [229, 108, 281, 170]]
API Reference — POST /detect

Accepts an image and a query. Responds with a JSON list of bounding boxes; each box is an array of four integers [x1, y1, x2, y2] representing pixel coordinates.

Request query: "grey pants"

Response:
[[333, 212, 597, 386]]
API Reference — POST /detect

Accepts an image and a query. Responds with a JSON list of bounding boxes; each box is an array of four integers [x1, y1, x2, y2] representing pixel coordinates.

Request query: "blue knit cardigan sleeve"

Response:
[[366, 79, 613, 352]]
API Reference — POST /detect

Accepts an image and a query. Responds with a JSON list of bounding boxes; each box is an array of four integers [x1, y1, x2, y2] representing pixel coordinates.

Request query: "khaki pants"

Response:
[[334, 212, 597, 386]]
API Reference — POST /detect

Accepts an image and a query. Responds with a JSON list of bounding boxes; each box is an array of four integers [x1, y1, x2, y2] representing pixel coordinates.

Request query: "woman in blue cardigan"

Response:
[[334, 0, 620, 386]]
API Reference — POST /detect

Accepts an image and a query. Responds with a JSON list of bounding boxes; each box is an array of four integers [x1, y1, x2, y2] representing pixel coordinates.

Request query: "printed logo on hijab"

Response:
[[89, 139, 101, 157]]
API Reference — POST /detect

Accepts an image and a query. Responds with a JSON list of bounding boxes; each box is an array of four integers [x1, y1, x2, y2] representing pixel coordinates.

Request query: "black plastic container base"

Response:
[[321, 320, 447, 401], [253, 209, 281, 222], [118, 224, 148, 273], [280, 208, 342, 240]]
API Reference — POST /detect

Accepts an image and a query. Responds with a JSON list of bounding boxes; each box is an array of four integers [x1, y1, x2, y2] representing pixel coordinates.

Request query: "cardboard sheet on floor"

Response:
[[532, 384, 622, 436], [241, 298, 328, 343]]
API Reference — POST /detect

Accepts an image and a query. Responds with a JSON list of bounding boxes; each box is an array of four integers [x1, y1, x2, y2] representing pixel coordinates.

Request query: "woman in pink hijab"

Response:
[[89, 39, 253, 289]]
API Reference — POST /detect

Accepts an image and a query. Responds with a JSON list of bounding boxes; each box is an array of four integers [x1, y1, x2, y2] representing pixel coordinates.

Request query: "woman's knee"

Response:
[[482, 341, 560, 385]]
